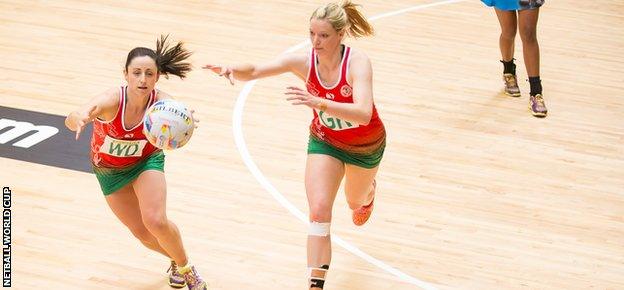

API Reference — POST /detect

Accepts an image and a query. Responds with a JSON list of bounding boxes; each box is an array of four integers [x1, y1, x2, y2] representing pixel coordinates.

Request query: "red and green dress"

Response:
[[305, 46, 386, 168], [90, 86, 163, 195]]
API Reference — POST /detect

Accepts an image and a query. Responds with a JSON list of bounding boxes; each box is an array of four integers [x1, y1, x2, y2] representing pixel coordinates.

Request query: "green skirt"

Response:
[[307, 135, 385, 169], [93, 151, 165, 195]]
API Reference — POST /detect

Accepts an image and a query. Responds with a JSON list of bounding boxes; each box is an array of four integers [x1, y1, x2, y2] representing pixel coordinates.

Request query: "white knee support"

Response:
[[308, 221, 331, 237]]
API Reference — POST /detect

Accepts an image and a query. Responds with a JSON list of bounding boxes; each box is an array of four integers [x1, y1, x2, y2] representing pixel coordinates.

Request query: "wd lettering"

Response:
[[99, 135, 147, 157]]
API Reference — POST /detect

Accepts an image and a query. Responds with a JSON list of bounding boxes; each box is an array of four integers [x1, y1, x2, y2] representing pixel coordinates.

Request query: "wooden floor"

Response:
[[2, 0, 623, 289]]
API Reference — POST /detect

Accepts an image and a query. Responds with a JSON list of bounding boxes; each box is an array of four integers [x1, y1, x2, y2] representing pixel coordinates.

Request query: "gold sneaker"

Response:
[[503, 73, 521, 97], [529, 94, 548, 117]]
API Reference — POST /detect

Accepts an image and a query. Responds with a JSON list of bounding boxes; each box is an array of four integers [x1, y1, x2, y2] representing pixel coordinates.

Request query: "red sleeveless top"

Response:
[[90, 86, 160, 168], [306, 46, 386, 154]]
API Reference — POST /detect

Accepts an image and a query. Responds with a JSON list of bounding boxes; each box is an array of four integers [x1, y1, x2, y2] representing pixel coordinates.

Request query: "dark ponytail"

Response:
[[155, 34, 192, 79], [124, 34, 192, 79]]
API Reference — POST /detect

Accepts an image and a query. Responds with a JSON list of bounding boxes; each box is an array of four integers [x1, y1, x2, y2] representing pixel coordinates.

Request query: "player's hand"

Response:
[[202, 64, 234, 85], [190, 109, 200, 128], [285, 86, 323, 109], [72, 105, 100, 140]]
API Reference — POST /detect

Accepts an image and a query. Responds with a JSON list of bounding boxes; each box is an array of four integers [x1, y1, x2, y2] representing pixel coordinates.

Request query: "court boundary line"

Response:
[[232, 1, 466, 288]]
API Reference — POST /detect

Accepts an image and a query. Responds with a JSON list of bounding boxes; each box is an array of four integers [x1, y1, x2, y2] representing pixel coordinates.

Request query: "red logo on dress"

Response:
[[306, 81, 320, 97], [109, 127, 119, 137], [340, 85, 352, 97]]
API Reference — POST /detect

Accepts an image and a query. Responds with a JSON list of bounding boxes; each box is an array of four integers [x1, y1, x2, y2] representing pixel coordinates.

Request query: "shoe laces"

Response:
[[504, 74, 517, 86], [167, 260, 178, 274], [185, 273, 199, 286], [182, 267, 201, 286], [533, 94, 545, 106]]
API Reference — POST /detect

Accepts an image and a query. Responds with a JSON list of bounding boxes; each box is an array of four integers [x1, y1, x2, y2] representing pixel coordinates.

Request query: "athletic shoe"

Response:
[[503, 73, 521, 97]]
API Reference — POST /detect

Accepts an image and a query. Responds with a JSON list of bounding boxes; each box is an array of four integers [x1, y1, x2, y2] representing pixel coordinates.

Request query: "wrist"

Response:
[[316, 99, 328, 111]]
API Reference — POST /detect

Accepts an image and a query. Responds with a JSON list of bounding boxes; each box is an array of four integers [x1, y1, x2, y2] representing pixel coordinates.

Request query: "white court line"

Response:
[[232, 1, 466, 289]]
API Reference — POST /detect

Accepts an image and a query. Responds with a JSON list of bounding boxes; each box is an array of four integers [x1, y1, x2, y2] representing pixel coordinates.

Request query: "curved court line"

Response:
[[232, 1, 466, 289]]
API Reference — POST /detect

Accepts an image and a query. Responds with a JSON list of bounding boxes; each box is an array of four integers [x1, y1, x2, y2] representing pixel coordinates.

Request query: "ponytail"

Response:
[[310, 1, 374, 38], [124, 34, 192, 79], [341, 1, 374, 38], [155, 34, 192, 79]]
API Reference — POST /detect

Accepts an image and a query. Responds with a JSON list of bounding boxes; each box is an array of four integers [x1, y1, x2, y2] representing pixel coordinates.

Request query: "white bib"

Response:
[[99, 135, 147, 157]]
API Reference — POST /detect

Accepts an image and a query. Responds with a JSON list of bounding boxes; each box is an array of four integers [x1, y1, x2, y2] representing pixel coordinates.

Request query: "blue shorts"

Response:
[[481, 0, 544, 11]]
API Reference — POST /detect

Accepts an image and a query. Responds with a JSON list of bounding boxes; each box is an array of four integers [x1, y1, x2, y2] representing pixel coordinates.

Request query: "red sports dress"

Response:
[[306, 46, 386, 155], [90, 86, 159, 168]]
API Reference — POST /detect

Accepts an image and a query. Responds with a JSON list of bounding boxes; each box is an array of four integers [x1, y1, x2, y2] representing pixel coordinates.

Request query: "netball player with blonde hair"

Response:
[[65, 35, 207, 290], [204, 1, 384, 289]]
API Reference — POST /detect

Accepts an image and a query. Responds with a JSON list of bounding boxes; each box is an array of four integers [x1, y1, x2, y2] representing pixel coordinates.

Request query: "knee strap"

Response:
[[308, 221, 331, 237]]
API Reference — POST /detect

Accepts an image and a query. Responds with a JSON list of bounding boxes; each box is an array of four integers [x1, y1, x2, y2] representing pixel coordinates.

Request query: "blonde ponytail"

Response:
[[310, 1, 374, 38], [341, 1, 374, 37]]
